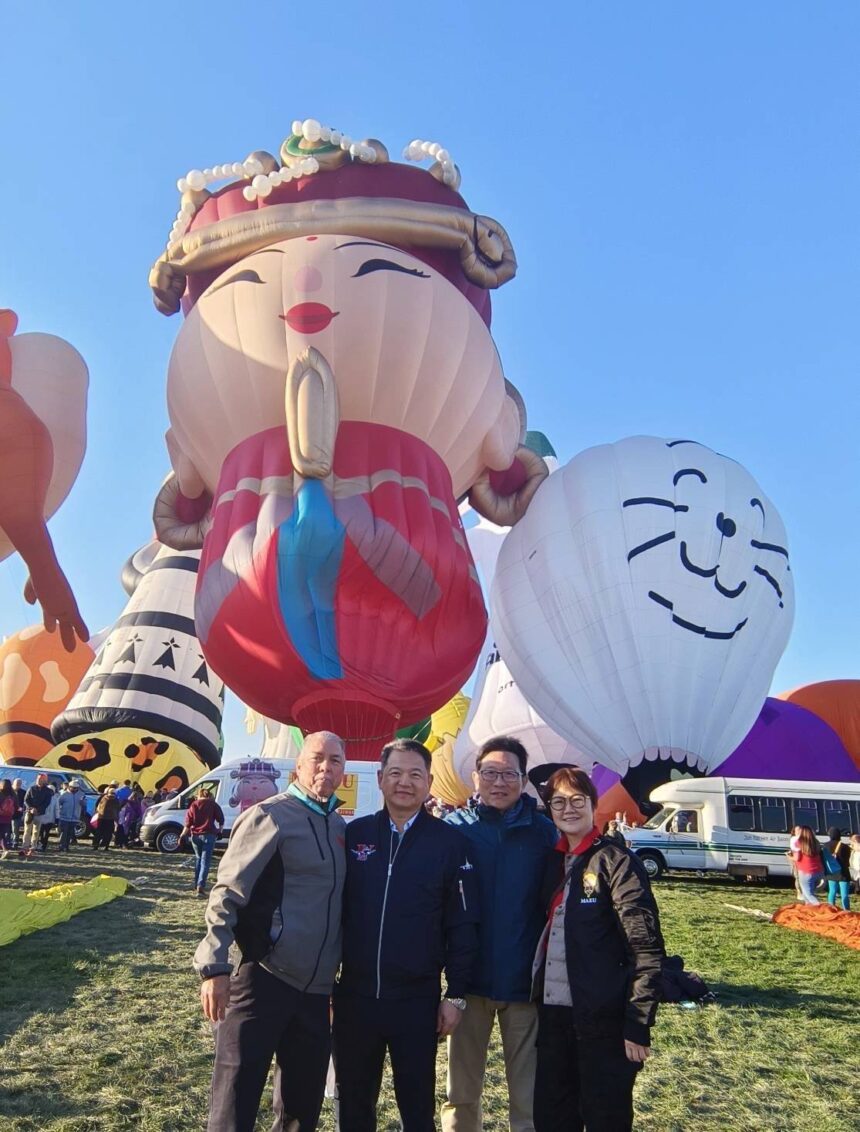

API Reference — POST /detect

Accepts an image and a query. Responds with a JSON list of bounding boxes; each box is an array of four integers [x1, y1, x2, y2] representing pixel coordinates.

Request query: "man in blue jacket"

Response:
[[441, 736, 557, 1132], [334, 738, 479, 1132]]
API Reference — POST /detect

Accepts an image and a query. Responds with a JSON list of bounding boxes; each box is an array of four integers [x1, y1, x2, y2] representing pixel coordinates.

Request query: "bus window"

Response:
[[822, 799, 851, 834], [671, 810, 698, 834], [728, 796, 755, 832], [791, 799, 819, 831], [757, 797, 787, 833]]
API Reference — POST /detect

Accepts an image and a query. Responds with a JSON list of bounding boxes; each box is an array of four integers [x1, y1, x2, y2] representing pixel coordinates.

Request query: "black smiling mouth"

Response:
[[679, 541, 747, 598], [648, 591, 748, 639]]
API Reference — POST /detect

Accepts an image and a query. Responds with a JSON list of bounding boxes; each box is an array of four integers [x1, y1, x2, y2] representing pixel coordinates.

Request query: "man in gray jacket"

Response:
[[195, 731, 348, 1132]]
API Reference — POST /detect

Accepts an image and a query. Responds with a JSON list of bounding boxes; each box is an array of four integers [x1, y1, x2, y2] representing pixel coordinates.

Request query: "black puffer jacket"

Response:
[[534, 836, 665, 1046]]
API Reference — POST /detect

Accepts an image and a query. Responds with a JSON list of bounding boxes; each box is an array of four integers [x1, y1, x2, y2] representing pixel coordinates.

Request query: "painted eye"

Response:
[[716, 513, 736, 537], [207, 269, 265, 295], [352, 258, 430, 279]]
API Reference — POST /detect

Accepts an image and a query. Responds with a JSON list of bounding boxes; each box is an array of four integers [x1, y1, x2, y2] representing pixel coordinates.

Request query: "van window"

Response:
[[792, 799, 819, 832], [643, 806, 674, 830], [671, 810, 698, 834], [728, 796, 755, 832], [757, 797, 787, 834], [184, 780, 220, 805], [822, 799, 852, 834]]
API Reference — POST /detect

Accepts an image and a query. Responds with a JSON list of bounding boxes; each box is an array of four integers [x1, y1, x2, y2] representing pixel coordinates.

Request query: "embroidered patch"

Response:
[[351, 844, 376, 861], [460, 857, 474, 871], [582, 871, 598, 898]]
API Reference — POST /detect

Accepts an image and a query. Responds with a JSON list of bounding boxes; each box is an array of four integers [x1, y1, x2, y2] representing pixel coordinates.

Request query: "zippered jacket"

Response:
[[56, 790, 83, 822], [194, 791, 346, 994], [533, 836, 665, 1046], [338, 807, 479, 1001], [24, 783, 52, 815], [446, 795, 557, 1001]]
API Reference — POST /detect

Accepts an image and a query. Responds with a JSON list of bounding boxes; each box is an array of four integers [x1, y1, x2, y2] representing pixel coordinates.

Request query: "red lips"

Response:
[[280, 303, 339, 333]]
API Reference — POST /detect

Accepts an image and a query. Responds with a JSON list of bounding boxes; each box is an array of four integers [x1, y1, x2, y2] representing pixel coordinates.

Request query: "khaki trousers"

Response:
[[441, 995, 538, 1132]]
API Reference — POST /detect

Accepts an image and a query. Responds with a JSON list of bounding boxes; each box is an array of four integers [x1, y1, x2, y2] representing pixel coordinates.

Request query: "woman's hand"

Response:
[[624, 1040, 651, 1063]]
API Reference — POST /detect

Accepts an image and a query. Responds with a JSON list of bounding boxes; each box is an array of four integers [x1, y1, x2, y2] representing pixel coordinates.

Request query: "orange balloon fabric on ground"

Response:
[[777, 680, 860, 770], [772, 903, 860, 950]]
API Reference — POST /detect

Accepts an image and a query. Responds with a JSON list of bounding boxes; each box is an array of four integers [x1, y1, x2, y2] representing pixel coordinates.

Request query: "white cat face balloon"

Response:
[[491, 437, 794, 777]]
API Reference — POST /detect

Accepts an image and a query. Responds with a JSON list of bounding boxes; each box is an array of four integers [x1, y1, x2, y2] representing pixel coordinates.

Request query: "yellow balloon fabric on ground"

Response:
[[0, 874, 128, 947]]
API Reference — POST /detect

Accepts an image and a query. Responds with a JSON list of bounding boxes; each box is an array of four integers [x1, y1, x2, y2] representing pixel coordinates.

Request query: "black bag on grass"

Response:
[[660, 955, 715, 1004]]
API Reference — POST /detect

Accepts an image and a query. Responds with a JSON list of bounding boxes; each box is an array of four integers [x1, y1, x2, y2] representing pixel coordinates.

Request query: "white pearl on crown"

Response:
[[402, 138, 458, 186]]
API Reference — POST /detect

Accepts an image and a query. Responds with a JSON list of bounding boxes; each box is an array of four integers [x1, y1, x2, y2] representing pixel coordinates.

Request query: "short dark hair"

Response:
[[476, 736, 528, 776], [544, 765, 598, 807], [380, 738, 432, 771]]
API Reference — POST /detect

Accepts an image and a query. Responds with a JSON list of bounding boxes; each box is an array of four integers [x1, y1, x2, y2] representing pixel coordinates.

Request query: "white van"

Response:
[[623, 776, 860, 880], [140, 756, 382, 853]]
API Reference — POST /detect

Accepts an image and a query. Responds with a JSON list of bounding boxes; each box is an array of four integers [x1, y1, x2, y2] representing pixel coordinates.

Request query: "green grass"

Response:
[[0, 849, 858, 1130]]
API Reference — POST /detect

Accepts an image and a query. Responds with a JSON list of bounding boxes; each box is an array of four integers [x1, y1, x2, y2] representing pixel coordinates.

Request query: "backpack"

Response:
[[660, 955, 716, 1004], [0, 795, 15, 822]]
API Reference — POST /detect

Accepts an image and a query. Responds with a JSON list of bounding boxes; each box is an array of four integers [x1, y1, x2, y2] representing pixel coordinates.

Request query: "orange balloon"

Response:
[[594, 782, 648, 834], [0, 626, 93, 765], [777, 680, 860, 770]]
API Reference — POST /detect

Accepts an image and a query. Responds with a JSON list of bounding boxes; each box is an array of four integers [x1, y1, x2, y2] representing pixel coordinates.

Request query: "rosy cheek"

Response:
[[293, 266, 323, 294]]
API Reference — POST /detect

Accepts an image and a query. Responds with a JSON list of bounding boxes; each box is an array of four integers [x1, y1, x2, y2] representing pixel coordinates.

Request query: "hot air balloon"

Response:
[[147, 121, 550, 759], [0, 310, 88, 649], [492, 437, 795, 785], [777, 681, 860, 772], [44, 540, 224, 789], [0, 625, 94, 765], [712, 697, 859, 782]]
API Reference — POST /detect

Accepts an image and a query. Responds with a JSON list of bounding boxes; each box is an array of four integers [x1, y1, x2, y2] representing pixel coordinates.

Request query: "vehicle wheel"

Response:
[[638, 852, 664, 880], [155, 826, 184, 854], [74, 819, 88, 839]]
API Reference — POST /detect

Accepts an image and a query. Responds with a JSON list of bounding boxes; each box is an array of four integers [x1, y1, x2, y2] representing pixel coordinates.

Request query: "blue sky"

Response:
[[2, 2, 857, 759]]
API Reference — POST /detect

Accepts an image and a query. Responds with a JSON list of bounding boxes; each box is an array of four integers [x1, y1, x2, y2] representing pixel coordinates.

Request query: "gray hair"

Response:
[[300, 731, 345, 757]]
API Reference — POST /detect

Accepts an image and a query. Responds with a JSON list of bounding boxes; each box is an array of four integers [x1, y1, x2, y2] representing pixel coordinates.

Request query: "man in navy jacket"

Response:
[[334, 738, 479, 1132], [442, 736, 557, 1132]]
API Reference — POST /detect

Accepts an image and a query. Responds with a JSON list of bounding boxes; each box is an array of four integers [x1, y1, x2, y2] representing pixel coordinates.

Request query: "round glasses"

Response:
[[477, 768, 523, 785], [548, 795, 590, 814]]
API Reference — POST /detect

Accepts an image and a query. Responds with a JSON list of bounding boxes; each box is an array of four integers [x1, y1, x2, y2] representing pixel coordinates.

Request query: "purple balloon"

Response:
[[591, 764, 621, 796], [713, 698, 860, 782]]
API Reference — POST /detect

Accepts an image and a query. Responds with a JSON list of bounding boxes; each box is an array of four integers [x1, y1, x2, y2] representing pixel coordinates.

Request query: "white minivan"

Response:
[[140, 756, 382, 853], [624, 776, 860, 880]]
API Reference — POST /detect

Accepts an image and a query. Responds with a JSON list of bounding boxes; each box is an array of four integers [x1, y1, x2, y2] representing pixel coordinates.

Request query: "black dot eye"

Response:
[[716, 513, 736, 537]]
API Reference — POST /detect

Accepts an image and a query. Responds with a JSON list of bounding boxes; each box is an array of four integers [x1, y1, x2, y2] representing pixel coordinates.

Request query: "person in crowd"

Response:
[[56, 780, 84, 851], [195, 732, 347, 1132], [93, 785, 121, 850], [441, 736, 556, 1132], [19, 772, 53, 857], [825, 827, 851, 912], [0, 778, 16, 858], [115, 786, 144, 849], [115, 779, 132, 805], [334, 738, 479, 1132], [37, 784, 59, 851], [532, 765, 665, 1132], [786, 825, 803, 900], [605, 820, 627, 846], [11, 778, 25, 847], [849, 833, 860, 893], [180, 786, 225, 896], [790, 826, 824, 905]]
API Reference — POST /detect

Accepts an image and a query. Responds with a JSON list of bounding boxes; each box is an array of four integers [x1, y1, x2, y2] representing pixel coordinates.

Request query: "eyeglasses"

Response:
[[548, 795, 590, 814], [477, 768, 523, 785]]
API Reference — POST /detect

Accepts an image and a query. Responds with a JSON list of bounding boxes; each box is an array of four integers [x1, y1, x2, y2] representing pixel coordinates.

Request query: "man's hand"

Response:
[[200, 975, 231, 1023], [624, 1040, 650, 1064], [436, 1000, 464, 1038]]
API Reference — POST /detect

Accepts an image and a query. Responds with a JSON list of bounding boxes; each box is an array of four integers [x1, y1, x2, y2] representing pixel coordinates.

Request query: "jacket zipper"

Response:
[[376, 828, 403, 999], [303, 813, 336, 992], [459, 878, 467, 911]]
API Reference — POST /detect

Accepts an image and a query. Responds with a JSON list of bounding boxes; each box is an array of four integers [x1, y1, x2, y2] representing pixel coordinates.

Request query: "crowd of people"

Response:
[[0, 773, 178, 858], [195, 732, 666, 1132], [789, 824, 860, 910]]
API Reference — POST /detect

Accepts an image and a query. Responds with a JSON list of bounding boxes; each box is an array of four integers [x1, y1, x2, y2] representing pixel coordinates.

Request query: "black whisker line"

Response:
[[754, 565, 783, 599], [673, 468, 707, 486], [751, 539, 788, 558], [628, 531, 676, 562], [623, 497, 689, 512]]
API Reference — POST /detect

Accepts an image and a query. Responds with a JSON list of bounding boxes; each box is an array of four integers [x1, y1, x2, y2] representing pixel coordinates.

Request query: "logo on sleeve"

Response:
[[351, 844, 376, 862]]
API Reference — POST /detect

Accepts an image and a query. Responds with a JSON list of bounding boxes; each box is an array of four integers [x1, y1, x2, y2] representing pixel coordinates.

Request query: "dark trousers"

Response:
[[333, 993, 439, 1132], [208, 962, 331, 1132], [94, 818, 115, 848], [58, 820, 77, 850], [533, 1005, 639, 1132]]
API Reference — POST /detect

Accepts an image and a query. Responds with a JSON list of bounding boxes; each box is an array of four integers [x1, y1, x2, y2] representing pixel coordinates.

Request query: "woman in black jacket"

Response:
[[532, 765, 665, 1132]]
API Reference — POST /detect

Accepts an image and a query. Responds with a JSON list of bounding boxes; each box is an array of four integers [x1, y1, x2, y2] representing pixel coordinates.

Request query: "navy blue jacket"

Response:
[[338, 807, 479, 1000], [446, 796, 557, 1002]]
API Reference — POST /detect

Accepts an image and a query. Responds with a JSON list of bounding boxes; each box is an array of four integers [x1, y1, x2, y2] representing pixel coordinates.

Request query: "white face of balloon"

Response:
[[491, 436, 795, 778], [165, 235, 519, 499]]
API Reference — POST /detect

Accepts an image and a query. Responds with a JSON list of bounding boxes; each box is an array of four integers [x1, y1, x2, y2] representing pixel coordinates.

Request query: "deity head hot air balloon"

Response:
[[492, 437, 795, 788], [0, 310, 88, 649], [147, 120, 548, 758]]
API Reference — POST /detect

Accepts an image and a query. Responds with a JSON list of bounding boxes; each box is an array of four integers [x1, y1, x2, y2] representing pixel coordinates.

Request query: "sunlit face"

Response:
[[547, 784, 594, 841], [473, 750, 524, 811], [167, 235, 514, 497], [295, 735, 346, 800], [378, 749, 432, 815]]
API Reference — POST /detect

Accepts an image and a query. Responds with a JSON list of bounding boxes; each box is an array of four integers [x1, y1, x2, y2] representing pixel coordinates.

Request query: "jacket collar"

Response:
[[287, 781, 342, 816], [476, 793, 538, 826], [555, 826, 601, 856]]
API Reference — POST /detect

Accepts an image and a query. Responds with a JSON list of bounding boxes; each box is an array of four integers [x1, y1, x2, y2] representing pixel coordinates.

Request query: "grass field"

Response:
[[1, 847, 858, 1131]]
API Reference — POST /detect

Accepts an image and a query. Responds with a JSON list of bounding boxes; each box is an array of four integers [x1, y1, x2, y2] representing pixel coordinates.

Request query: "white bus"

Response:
[[623, 776, 860, 880]]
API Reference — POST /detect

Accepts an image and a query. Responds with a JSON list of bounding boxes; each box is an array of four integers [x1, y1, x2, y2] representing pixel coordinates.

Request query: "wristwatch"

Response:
[[444, 997, 467, 1011]]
